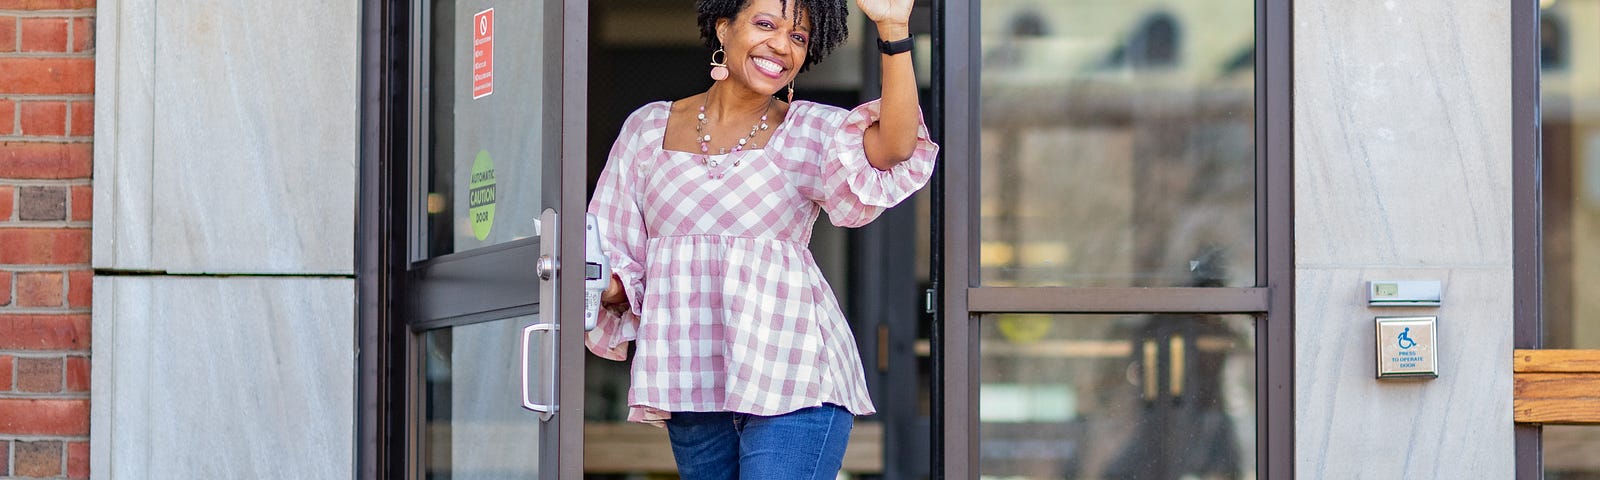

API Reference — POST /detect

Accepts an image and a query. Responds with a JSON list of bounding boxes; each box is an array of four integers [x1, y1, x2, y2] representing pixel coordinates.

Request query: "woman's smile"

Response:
[[750, 56, 787, 79]]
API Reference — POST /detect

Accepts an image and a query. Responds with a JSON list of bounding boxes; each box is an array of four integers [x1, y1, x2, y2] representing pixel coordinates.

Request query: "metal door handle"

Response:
[[526, 208, 560, 421], [520, 322, 559, 421], [537, 255, 556, 281]]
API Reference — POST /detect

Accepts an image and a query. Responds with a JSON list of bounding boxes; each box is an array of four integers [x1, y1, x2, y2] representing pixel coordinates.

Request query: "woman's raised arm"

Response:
[[858, 0, 920, 170]]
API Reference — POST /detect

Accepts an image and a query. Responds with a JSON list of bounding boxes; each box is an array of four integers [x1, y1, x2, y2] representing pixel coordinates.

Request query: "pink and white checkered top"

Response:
[[585, 99, 938, 425]]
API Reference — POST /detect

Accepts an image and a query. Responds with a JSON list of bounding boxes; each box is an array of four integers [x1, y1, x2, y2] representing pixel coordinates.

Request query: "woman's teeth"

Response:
[[753, 58, 783, 75]]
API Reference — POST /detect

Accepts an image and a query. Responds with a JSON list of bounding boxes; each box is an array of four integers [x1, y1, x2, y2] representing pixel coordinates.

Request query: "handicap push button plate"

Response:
[[1375, 316, 1438, 379]]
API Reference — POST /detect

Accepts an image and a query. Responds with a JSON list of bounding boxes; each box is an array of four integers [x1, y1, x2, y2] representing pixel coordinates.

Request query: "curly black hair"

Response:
[[695, 0, 849, 73]]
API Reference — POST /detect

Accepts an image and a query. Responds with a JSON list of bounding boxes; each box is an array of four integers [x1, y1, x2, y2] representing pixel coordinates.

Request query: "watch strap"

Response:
[[878, 35, 914, 55]]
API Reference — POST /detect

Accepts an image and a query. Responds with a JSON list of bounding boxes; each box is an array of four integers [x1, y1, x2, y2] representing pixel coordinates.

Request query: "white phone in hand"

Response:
[[583, 213, 610, 331]]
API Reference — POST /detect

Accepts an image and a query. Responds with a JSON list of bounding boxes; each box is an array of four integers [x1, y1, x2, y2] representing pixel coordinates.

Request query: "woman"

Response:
[[586, 0, 937, 476]]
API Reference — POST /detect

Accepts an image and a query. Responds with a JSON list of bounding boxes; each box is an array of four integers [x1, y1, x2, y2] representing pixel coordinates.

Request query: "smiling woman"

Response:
[[696, 0, 850, 74], [582, 0, 938, 478]]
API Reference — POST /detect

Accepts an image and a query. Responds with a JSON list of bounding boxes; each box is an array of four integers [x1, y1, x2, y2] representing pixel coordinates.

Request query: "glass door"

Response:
[[932, 0, 1293, 477], [400, 0, 588, 478]]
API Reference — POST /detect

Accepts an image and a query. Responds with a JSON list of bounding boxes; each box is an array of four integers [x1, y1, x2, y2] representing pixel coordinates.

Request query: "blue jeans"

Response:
[[664, 404, 854, 480]]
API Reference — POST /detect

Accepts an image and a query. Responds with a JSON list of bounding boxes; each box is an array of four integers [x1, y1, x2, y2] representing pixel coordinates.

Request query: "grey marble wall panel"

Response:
[[94, 0, 360, 274], [93, 0, 157, 270], [90, 277, 354, 480], [1294, 0, 1512, 267], [1295, 268, 1513, 478], [1294, 0, 1514, 475]]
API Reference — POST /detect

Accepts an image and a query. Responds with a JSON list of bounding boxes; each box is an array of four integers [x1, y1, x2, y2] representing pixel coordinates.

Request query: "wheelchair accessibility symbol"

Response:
[[1397, 327, 1417, 350]]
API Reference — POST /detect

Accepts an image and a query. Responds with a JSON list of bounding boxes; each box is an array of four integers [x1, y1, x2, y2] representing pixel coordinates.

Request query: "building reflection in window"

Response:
[[1540, 1, 1600, 477], [977, 1, 1257, 477], [979, 0, 1256, 288], [978, 312, 1256, 479]]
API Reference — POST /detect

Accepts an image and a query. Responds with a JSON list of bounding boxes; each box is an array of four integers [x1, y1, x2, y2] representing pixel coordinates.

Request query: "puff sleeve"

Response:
[[584, 107, 652, 361], [806, 99, 940, 227]]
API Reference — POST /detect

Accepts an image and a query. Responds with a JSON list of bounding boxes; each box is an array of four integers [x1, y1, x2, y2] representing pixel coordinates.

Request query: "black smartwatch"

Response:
[[878, 35, 914, 55]]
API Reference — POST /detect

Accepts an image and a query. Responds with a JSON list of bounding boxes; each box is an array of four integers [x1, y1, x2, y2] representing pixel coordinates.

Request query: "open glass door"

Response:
[[397, 0, 588, 478]]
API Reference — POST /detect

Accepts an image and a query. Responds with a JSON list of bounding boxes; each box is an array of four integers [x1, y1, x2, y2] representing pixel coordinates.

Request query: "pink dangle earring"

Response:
[[786, 81, 795, 103], [709, 48, 729, 81]]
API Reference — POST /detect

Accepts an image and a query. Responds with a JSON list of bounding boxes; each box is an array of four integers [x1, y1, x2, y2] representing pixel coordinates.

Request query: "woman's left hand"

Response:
[[857, 0, 913, 28]]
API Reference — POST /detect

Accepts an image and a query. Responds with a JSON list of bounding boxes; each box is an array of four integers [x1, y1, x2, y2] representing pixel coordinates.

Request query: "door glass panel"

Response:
[[1543, 425, 1600, 479], [1539, 3, 1600, 476], [977, 1, 1255, 287], [978, 314, 1255, 479], [1540, 1, 1600, 350], [424, 0, 548, 258], [423, 315, 548, 479]]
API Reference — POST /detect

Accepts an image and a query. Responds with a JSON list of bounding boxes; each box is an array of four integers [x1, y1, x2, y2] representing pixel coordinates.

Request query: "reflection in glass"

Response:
[[1543, 425, 1600, 479], [423, 317, 546, 479], [979, 314, 1255, 479], [425, 0, 546, 258], [1540, 2, 1600, 476], [1541, 1, 1600, 351], [979, 1, 1255, 287]]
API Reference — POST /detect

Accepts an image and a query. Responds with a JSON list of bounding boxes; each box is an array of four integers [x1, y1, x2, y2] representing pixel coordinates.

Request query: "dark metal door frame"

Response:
[[930, 0, 1295, 477], [1511, 0, 1541, 476], [555, 1, 591, 478], [356, 0, 403, 476]]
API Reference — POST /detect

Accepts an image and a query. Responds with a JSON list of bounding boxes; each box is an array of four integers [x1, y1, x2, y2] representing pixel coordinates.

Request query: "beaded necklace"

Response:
[[694, 96, 772, 178]]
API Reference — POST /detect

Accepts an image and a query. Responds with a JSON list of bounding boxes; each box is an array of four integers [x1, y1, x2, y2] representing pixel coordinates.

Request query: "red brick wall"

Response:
[[0, 0, 95, 478]]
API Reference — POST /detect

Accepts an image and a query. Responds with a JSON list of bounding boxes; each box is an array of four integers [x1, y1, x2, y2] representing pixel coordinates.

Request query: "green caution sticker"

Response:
[[468, 150, 496, 241]]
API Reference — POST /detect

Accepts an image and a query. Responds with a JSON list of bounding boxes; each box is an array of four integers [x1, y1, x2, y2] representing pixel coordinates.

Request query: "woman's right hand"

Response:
[[858, 0, 913, 29], [601, 273, 628, 306]]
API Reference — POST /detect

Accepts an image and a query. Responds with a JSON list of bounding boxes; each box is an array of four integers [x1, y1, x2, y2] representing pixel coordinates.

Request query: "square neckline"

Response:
[[656, 100, 806, 157]]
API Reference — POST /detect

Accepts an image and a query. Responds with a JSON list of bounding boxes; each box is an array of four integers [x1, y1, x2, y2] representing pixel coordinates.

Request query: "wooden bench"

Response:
[[1513, 349, 1600, 424]]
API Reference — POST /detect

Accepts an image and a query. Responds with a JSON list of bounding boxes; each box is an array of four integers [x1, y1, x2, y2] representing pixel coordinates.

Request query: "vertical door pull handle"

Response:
[[520, 322, 559, 421], [1142, 339, 1159, 401], [1169, 336, 1185, 398]]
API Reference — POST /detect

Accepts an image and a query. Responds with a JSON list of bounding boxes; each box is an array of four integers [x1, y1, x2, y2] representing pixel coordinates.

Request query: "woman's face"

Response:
[[716, 0, 811, 96]]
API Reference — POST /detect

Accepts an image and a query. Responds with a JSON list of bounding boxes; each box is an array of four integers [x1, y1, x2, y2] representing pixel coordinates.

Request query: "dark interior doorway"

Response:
[[581, 0, 936, 478]]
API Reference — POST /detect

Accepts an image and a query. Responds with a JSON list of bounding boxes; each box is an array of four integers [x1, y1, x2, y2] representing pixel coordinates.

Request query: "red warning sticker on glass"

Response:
[[472, 8, 494, 99]]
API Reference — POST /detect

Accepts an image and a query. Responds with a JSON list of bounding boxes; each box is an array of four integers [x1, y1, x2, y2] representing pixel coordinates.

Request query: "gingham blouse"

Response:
[[585, 99, 938, 425]]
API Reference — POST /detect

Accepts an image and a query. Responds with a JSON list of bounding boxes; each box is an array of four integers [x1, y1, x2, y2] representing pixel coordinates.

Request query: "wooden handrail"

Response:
[[1515, 349, 1600, 373]]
